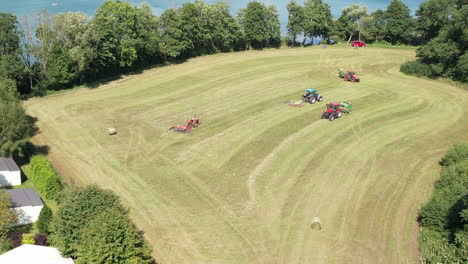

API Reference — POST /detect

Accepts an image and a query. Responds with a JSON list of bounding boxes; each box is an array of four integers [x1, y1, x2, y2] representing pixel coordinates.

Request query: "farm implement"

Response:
[[321, 102, 352, 121], [170, 117, 201, 133], [338, 69, 360, 82]]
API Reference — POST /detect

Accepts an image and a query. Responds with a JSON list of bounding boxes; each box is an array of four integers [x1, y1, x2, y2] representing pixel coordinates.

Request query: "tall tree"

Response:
[[265, 5, 281, 48], [135, 2, 160, 66], [158, 9, 190, 59], [364, 9, 387, 42], [385, 0, 414, 44], [0, 12, 27, 94], [179, 1, 209, 57], [416, 0, 456, 43], [0, 189, 17, 244], [335, 4, 368, 43], [303, 0, 333, 44], [92, 1, 139, 73], [0, 79, 33, 158], [286, 1, 305, 46], [238, 1, 279, 49]]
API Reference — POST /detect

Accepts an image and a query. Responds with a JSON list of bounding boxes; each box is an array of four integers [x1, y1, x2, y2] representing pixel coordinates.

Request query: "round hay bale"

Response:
[[311, 217, 322, 230], [108, 127, 117, 136]]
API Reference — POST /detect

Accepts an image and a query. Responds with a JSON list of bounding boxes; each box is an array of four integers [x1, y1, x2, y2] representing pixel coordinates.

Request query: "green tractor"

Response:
[[301, 89, 323, 104], [321, 102, 352, 121]]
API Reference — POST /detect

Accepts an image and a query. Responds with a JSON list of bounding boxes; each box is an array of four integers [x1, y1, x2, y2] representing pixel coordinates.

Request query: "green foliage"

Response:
[[335, 4, 368, 43], [238, 1, 281, 49], [410, 3, 467, 82], [415, 0, 456, 43], [0, 189, 17, 244], [385, 0, 414, 45], [400, 60, 433, 77], [50, 186, 126, 257], [286, 1, 305, 46], [21, 233, 35, 245], [419, 143, 468, 263], [29, 155, 63, 199], [158, 9, 190, 59], [440, 143, 468, 166], [302, 0, 333, 42], [0, 12, 26, 93], [75, 209, 152, 264], [36, 203, 52, 234], [0, 79, 33, 158]]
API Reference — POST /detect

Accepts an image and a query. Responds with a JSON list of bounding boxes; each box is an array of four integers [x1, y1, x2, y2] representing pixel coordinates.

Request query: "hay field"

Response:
[[25, 46, 468, 264]]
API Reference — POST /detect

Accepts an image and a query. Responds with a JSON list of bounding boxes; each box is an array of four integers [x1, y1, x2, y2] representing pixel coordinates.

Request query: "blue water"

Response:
[[0, 0, 425, 34]]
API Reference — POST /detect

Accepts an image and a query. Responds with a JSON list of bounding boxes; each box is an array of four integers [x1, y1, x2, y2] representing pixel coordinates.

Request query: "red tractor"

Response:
[[343, 70, 360, 82], [170, 117, 201, 133], [321, 102, 352, 121]]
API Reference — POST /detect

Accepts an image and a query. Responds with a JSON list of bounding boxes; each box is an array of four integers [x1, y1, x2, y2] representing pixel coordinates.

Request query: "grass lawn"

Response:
[[24, 46, 468, 264]]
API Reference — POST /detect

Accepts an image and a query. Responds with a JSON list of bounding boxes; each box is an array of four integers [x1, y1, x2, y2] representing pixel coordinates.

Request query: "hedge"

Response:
[[28, 156, 62, 200], [400, 60, 433, 77]]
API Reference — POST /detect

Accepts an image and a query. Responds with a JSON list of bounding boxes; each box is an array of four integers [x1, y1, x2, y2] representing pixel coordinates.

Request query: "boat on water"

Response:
[[52, 3, 59, 6]]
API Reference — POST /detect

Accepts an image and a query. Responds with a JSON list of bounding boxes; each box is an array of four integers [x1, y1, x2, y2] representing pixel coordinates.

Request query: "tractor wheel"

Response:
[[329, 114, 335, 121], [343, 77, 347, 81], [337, 111, 342, 118], [318, 96, 323, 102], [351, 78, 356, 82], [310, 97, 316, 104]]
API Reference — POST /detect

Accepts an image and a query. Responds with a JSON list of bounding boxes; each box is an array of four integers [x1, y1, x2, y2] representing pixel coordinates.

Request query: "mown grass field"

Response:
[[24, 46, 468, 264]]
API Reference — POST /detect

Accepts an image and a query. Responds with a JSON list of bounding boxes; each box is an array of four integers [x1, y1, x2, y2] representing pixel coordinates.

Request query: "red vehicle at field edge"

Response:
[[351, 41, 366, 47]]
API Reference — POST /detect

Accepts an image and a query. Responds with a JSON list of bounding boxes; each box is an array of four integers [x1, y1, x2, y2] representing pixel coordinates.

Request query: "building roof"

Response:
[[6, 189, 44, 207], [0, 157, 20, 172], [0, 244, 74, 264]]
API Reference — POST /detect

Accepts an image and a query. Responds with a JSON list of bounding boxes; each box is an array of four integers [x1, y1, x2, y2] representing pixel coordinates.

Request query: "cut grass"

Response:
[[24, 46, 468, 264]]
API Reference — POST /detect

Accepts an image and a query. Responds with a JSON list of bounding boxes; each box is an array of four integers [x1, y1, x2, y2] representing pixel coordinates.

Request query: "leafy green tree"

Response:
[[29, 155, 63, 199], [36, 203, 52, 234], [51, 186, 126, 257], [416, 0, 456, 43], [286, 1, 305, 46], [0, 79, 33, 158], [201, 2, 245, 52], [385, 0, 414, 44], [92, 1, 139, 72], [179, 1, 209, 57], [159, 9, 190, 59], [335, 4, 368, 43], [0, 189, 17, 244], [265, 5, 281, 48], [21, 233, 35, 245], [135, 2, 160, 66], [364, 9, 387, 42], [239, 1, 279, 49], [302, 0, 333, 44], [75, 209, 152, 264], [0, 12, 27, 94]]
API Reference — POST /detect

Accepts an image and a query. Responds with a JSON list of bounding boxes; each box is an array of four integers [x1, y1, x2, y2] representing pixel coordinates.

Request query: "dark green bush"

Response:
[[50, 186, 126, 257], [419, 143, 468, 263], [75, 209, 152, 264], [28, 155, 62, 199], [400, 60, 433, 77], [36, 204, 52, 234]]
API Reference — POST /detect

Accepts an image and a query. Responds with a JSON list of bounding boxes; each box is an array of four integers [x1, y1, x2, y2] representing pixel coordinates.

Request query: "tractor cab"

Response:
[[327, 102, 341, 111], [304, 89, 317, 97]]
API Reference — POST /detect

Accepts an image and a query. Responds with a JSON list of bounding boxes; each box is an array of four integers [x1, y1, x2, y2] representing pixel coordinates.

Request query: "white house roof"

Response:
[[6, 189, 44, 207], [0, 157, 20, 172], [0, 244, 74, 264]]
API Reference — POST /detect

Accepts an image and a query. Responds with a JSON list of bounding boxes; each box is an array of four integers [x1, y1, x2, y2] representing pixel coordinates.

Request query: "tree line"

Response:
[[0, 0, 281, 97], [286, 0, 423, 46]]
